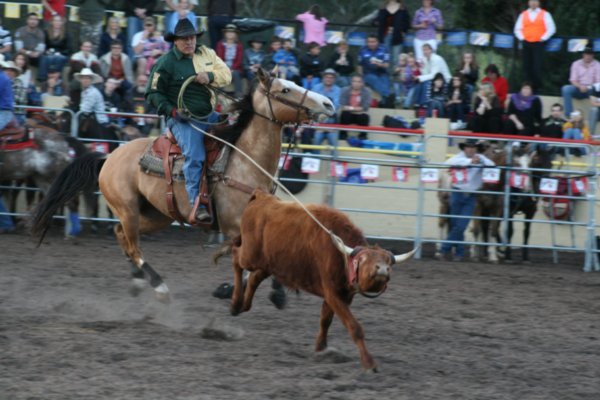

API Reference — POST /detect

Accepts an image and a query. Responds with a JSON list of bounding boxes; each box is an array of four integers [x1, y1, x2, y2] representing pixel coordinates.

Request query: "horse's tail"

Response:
[[30, 152, 106, 244]]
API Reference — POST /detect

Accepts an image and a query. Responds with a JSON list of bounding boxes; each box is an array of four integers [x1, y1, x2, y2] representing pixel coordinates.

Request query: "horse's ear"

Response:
[[256, 67, 271, 87]]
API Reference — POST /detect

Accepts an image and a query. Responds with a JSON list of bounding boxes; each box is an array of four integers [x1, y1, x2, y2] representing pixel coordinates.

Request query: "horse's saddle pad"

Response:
[[139, 136, 185, 181], [0, 119, 27, 144]]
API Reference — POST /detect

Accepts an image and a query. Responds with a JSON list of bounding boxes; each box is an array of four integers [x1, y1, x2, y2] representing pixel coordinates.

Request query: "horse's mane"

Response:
[[213, 80, 258, 145]]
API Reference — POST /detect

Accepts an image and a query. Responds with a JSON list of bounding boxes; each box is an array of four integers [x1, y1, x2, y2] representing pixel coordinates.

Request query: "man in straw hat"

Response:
[[146, 18, 231, 225], [0, 61, 16, 131], [1, 61, 27, 125], [438, 139, 495, 262], [75, 67, 108, 125]]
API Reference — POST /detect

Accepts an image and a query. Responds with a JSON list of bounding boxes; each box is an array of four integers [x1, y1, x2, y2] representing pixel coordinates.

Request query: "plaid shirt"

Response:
[[12, 79, 27, 107]]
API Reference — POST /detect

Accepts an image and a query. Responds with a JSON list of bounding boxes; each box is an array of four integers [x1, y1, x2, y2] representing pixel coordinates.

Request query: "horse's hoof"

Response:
[[129, 278, 146, 297], [269, 289, 287, 310], [154, 283, 171, 303], [212, 283, 234, 299]]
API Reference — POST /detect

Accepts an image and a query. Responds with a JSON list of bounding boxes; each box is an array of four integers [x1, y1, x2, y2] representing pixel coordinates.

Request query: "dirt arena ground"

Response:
[[1, 227, 599, 400]]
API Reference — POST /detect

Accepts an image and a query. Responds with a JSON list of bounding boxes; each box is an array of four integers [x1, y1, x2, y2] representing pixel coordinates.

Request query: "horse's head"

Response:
[[253, 67, 335, 124]]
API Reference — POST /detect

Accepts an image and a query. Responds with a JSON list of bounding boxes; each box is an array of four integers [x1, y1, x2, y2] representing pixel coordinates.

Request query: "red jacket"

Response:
[[215, 41, 244, 72], [482, 76, 508, 108]]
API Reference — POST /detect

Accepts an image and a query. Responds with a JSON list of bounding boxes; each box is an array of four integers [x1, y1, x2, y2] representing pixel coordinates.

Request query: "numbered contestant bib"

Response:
[[482, 168, 501, 184]]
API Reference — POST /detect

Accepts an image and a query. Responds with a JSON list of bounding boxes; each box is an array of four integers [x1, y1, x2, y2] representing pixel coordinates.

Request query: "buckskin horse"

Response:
[[31, 68, 335, 301]]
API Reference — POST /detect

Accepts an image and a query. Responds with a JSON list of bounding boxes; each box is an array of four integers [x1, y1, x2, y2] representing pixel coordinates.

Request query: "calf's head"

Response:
[[351, 246, 418, 295]]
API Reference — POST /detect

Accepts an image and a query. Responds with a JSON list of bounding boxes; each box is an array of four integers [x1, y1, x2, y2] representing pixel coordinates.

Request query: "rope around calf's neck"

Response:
[[188, 123, 350, 254]]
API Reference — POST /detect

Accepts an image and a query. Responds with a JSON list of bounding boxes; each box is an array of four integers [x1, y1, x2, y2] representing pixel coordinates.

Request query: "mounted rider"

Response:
[[146, 18, 231, 225]]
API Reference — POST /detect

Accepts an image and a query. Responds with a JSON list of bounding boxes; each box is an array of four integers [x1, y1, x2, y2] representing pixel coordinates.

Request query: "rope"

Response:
[[177, 76, 237, 124]]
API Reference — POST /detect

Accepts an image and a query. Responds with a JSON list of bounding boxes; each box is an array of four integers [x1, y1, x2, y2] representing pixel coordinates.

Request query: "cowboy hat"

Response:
[[74, 67, 102, 84], [321, 68, 337, 77], [1, 61, 22, 74], [164, 18, 205, 42], [459, 139, 485, 152], [222, 24, 239, 33]]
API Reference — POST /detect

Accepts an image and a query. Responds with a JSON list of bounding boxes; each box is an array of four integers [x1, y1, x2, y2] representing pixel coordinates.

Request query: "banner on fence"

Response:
[[492, 33, 514, 49], [279, 155, 292, 170], [509, 172, 529, 189], [301, 157, 320, 174], [450, 168, 468, 184], [571, 177, 588, 194], [347, 32, 367, 47], [446, 31, 467, 46], [392, 167, 409, 182], [470, 32, 490, 46], [92, 142, 110, 154], [539, 178, 559, 194], [326, 30, 344, 44], [568, 38, 588, 52], [4, 3, 20, 18], [360, 164, 379, 180], [482, 168, 501, 183], [275, 25, 295, 39], [420, 168, 439, 183], [545, 38, 563, 52], [330, 161, 348, 178]]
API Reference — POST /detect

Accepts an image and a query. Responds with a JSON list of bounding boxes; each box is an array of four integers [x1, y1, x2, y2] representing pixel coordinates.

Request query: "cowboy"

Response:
[[75, 67, 108, 125], [439, 139, 495, 261], [0, 61, 15, 130], [146, 18, 231, 224], [1, 61, 26, 125]]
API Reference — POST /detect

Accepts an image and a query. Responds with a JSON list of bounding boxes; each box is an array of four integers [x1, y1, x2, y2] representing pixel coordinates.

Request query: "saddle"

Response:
[[0, 119, 35, 151]]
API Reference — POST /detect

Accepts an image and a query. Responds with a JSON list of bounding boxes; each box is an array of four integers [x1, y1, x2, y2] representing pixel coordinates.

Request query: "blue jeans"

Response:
[[168, 112, 218, 205], [441, 192, 477, 257], [37, 54, 68, 80], [0, 110, 13, 130], [561, 84, 590, 116], [313, 116, 338, 153], [0, 195, 15, 230], [447, 102, 465, 122], [413, 80, 431, 107], [563, 128, 587, 155], [427, 99, 446, 117], [364, 72, 391, 98], [126, 16, 143, 59]]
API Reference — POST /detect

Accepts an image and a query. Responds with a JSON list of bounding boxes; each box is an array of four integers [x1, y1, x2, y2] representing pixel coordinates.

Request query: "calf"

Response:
[[230, 190, 416, 371]]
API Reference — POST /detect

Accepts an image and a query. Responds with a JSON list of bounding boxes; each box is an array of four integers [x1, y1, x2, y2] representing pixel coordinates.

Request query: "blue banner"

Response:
[[403, 33, 415, 47], [445, 31, 467, 46], [594, 38, 600, 53], [346, 31, 366, 47], [469, 32, 490, 46], [492, 33, 514, 49], [568, 38, 588, 52], [545, 38, 563, 52]]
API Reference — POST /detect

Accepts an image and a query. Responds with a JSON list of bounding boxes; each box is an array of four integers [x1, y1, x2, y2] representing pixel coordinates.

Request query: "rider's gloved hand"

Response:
[[171, 108, 189, 123]]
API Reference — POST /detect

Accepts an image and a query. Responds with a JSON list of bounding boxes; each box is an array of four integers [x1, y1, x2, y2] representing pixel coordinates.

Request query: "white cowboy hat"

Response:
[[74, 67, 102, 84], [1, 60, 22, 74]]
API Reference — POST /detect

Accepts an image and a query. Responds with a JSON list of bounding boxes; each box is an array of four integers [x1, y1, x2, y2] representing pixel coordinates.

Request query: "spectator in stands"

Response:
[[70, 40, 101, 75], [328, 39, 354, 88], [216, 24, 243, 98], [0, 17, 13, 60], [166, 0, 198, 36], [38, 15, 70, 82], [100, 39, 134, 98], [561, 46, 600, 117], [2, 61, 27, 124], [514, 0, 555, 93], [76, 67, 108, 124], [299, 42, 325, 90], [14, 13, 46, 67], [312, 68, 341, 149], [457, 51, 478, 104], [504, 82, 542, 136], [41, 66, 67, 101], [426, 72, 447, 117], [339, 74, 371, 141], [273, 38, 300, 83], [411, 0, 443, 62], [399, 53, 420, 109], [447, 73, 469, 129], [468, 82, 503, 133], [540, 103, 566, 139], [41, 0, 66, 22], [412, 43, 450, 108], [124, 0, 157, 60], [392, 53, 408, 105], [102, 77, 127, 125], [296, 5, 328, 47], [13, 54, 41, 106], [207, 0, 236, 48], [261, 36, 282, 71], [132, 17, 169, 76], [481, 64, 508, 108], [589, 83, 600, 138], [358, 34, 394, 108], [76, 0, 109, 54], [438, 139, 495, 262], [244, 37, 266, 83], [562, 110, 590, 156], [99, 17, 127, 58], [128, 73, 155, 136], [377, 0, 410, 74]]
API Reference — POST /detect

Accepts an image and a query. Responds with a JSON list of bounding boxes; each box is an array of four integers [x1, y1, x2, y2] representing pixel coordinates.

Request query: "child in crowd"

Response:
[[243, 37, 266, 82], [393, 53, 408, 105], [562, 110, 590, 156], [446, 73, 469, 129], [426, 72, 447, 118], [395, 53, 420, 109], [273, 38, 300, 83]]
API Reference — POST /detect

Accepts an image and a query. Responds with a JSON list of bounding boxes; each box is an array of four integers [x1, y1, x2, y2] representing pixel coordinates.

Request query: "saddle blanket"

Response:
[[139, 141, 185, 181]]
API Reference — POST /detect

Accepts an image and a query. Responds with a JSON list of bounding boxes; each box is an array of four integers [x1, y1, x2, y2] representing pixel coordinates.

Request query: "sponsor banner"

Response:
[[420, 168, 439, 183], [278, 155, 292, 171], [571, 177, 589, 194], [301, 157, 320, 174], [567, 38, 588, 52], [330, 161, 348, 178], [482, 168, 501, 184], [392, 167, 409, 182], [509, 172, 529, 190], [325, 30, 344, 44], [445, 31, 467, 46], [539, 178, 559, 195], [492, 33, 514, 49], [469, 32, 490, 46], [92, 142, 110, 154], [360, 164, 379, 180], [274, 25, 295, 39], [347, 32, 367, 47], [545, 38, 563, 52], [450, 168, 468, 184]]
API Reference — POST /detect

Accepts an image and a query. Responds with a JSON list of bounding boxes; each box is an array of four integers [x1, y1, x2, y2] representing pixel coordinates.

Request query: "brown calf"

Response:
[[230, 190, 416, 371]]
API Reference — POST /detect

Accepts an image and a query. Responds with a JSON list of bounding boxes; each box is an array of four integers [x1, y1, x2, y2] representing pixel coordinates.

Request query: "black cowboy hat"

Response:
[[164, 19, 205, 43], [459, 139, 485, 152]]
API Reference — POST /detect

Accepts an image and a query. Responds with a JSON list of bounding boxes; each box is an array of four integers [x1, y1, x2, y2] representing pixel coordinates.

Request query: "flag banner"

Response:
[[492, 33, 514, 49], [450, 168, 468, 184], [482, 168, 501, 183], [469, 32, 490, 46], [330, 161, 348, 178], [571, 177, 589, 194], [403, 33, 415, 47], [509, 172, 529, 189], [567, 38, 588, 52], [392, 167, 409, 182], [347, 32, 367, 47], [545, 38, 563, 52], [275, 26, 295, 39], [301, 157, 320, 174], [360, 164, 379, 180], [4, 3, 20, 19], [325, 30, 344, 44], [445, 31, 467, 46], [420, 168, 439, 183], [278, 155, 292, 171], [539, 178, 559, 194]]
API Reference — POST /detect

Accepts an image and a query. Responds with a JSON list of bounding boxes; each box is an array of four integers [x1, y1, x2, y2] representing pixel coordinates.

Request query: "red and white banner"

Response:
[[509, 172, 529, 189], [482, 168, 501, 184], [278, 155, 292, 170], [571, 177, 589, 194], [420, 168, 439, 183], [539, 178, 559, 194], [392, 167, 409, 182], [92, 142, 110, 154], [450, 168, 468, 184], [301, 157, 320, 174], [360, 164, 379, 180], [330, 161, 348, 178]]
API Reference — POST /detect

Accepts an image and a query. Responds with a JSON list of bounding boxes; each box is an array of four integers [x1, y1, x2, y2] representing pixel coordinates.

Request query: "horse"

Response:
[[31, 68, 335, 301]]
